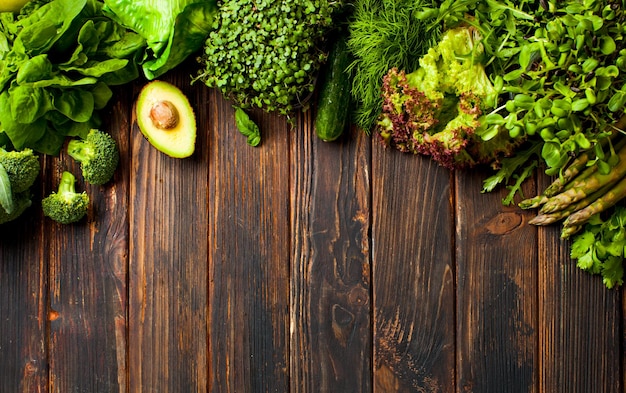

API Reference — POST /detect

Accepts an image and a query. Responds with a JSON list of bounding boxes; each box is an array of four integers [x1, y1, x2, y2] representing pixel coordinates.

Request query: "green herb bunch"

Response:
[[347, 0, 440, 133], [421, 0, 626, 203], [196, 0, 342, 116], [570, 205, 626, 288], [482, 0, 626, 178]]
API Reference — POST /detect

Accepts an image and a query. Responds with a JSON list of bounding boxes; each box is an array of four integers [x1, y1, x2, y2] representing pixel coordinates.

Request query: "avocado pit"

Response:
[[150, 100, 179, 130], [135, 80, 196, 158]]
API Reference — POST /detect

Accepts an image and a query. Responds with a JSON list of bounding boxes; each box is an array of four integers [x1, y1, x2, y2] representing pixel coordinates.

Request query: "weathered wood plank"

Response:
[[455, 169, 538, 392], [0, 193, 48, 393], [290, 116, 372, 392], [207, 94, 290, 392], [127, 72, 210, 392], [46, 84, 131, 392], [537, 174, 622, 393], [371, 147, 456, 392]]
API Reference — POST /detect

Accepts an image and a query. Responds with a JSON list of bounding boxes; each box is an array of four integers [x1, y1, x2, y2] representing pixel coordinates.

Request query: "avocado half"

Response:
[[135, 80, 196, 158], [0, 0, 29, 12]]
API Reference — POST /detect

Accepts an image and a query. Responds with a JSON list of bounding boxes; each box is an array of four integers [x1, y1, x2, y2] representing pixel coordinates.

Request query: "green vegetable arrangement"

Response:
[[367, 0, 626, 287], [0, 0, 142, 225], [0, 0, 146, 155], [376, 26, 520, 169], [102, 0, 218, 80], [347, 0, 440, 133], [194, 0, 343, 116]]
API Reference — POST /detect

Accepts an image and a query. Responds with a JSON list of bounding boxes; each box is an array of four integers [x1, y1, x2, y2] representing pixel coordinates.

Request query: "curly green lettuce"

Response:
[[377, 26, 519, 169]]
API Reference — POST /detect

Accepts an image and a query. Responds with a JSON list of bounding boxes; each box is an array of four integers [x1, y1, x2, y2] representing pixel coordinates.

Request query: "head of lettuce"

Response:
[[102, 0, 217, 80]]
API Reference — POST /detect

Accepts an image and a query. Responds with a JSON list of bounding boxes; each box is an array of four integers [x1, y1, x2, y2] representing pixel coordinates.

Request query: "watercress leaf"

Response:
[[596, 159, 611, 175], [571, 98, 590, 112], [503, 68, 524, 81], [542, 141, 564, 168], [518, 42, 538, 70], [600, 35, 616, 55], [573, 132, 591, 149], [479, 124, 500, 141], [608, 91, 626, 112]]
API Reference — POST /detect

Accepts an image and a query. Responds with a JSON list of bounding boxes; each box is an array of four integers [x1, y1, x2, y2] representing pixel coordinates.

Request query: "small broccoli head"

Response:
[[376, 26, 519, 169], [0, 147, 40, 193], [0, 191, 32, 225], [42, 171, 89, 224], [67, 129, 120, 185]]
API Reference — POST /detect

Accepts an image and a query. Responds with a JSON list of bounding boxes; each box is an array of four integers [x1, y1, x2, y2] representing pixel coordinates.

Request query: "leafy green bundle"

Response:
[[570, 206, 626, 289], [347, 0, 440, 133], [0, 0, 146, 155], [102, 0, 217, 80]]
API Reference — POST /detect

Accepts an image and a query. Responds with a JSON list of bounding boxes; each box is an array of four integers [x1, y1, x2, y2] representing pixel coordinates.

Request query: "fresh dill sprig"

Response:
[[347, 0, 441, 133]]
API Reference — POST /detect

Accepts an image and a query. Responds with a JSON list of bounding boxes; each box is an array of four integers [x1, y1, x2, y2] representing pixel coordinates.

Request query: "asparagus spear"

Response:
[[561, 224, 582, 239], [542, 150, 592, 197], [542, 117, 626, 197], [539, 142, 626, 213], [528, 183, 609, 225], [563, 175, 626, 227], [519, 163, 598, 210]]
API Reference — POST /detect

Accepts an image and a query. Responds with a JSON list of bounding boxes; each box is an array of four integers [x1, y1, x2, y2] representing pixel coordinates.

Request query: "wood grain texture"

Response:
[[371, 147, 456, 392], [128, 72, 209, 392], [455, 169, 538, 393], [0, 194, 47, 393], [290, 115, 372, 393], [0, 64, 625, 393], [536, 173, 622, 393], [207, 92, 291, 392], [46, 83, 131, 393]]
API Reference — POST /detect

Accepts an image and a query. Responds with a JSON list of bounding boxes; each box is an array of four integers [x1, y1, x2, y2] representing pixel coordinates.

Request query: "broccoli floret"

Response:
[[42, 171, 89, 224], [0, 147, 40, 193], [67, 129, 120, 185], [377, 26, 520, 169], [0, 191, 32, 225]]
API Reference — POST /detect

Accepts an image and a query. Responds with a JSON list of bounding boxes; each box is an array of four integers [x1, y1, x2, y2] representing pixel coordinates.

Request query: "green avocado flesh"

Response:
[[135, 80, 196, 158]]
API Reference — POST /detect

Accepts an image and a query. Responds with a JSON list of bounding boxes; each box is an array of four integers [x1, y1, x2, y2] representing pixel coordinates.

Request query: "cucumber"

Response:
[[314, 33, 352, 142]]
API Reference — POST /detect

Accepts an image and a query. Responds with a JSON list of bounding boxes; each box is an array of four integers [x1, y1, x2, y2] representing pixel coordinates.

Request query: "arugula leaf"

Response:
[[482, 141, 541, 204]]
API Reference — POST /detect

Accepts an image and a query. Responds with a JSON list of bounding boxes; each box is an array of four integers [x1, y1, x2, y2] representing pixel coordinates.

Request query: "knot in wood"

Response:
[[484, 212, 523, 235]]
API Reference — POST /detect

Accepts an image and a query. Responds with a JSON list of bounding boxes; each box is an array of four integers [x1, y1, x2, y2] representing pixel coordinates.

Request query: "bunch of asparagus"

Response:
[[520, 131, 626, 239]]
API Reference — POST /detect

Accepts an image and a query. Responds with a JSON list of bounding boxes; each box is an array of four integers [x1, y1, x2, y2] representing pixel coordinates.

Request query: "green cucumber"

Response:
[[314, 34, 352, 142]]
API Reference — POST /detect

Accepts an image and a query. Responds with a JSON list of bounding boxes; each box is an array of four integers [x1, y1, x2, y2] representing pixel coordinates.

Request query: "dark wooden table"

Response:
[[0, 64, 622, 393]]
